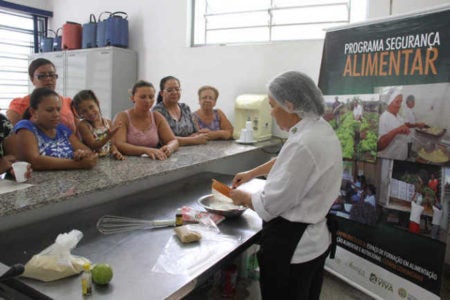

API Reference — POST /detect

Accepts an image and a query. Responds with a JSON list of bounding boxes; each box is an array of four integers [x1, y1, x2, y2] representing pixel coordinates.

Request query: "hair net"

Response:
[[267, 71, 325, 117], [383, 86, 403, 105]]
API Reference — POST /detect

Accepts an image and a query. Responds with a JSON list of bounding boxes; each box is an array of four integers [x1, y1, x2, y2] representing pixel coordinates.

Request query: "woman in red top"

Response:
[[428, 173, 439, 194], [7, 58, 76, 133]]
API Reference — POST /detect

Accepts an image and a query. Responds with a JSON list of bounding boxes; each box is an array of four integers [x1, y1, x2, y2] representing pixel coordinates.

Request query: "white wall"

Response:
[[16, 0, 450, 136], [44, 0, 325, 137], [6, 0, 50, 10]]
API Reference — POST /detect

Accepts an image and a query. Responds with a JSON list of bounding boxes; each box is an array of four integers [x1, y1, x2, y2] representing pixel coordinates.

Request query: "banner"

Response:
[[319, 7, 450, 300], [318, 9, 450, 95]]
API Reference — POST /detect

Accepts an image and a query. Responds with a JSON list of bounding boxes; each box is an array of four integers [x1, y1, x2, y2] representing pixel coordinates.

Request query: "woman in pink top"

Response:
[[113, 80, 178, 160], [7, 58, 77, 133]]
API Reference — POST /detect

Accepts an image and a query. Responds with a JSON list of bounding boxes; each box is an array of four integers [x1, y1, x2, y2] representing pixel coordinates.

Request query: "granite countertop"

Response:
[[0, 139, 281, 229]]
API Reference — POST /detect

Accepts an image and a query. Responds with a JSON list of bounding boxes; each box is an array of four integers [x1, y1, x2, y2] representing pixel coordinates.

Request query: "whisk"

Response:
[[96, 215, 176, 235]]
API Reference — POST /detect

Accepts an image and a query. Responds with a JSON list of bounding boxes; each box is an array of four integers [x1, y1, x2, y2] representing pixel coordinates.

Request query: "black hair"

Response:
[[131, 80, 154, 97], [406, 95, 415, 103], [28, 58, 55, 80], [72, 89, 102, 116], [23, 87, 59, 120], [157, 76, 180, 103]]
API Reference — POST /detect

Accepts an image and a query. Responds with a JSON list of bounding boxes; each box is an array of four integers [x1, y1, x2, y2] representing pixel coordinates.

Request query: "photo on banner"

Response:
[[329, 159, 381, 226], [318, 6, 450, 299], [375, 83, 450, 165], [324, 94, 380, 162], [378, 159, 445, 241]]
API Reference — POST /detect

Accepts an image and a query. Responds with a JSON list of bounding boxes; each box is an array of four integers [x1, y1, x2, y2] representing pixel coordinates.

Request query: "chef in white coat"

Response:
[[377, 88, 410, 160], [230, 71, 342, 300]]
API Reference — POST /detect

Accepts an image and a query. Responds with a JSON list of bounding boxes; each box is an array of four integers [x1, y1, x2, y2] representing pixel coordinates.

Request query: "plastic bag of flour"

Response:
[[22, 229, 90, 281]]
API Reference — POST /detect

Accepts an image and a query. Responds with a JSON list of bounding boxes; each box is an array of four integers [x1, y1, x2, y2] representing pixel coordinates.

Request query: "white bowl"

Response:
[[198, 194, 246, 218]]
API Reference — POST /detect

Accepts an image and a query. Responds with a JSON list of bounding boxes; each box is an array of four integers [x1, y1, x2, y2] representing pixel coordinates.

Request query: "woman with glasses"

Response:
[[152, 76, 209, 146], [7, 58, 77, 133]]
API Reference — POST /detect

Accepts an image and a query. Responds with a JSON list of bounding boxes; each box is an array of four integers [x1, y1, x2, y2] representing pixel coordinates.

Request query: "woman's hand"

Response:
[[73, 149, 93, 161], [145, 148, 168, 160], [160, 145, 173, 157], [0, 155, 15, 174], [230, 189, 253, 209], [232, 171, 253, 188], [192, 133, 209, 144], [111, 149, 125, 160], [25, 163, 32, 180], [77, 152, 98, 169], [108, 121, 122, 138]]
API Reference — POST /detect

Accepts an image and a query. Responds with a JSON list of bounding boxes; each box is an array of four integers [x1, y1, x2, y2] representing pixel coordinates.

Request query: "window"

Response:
[[0, 4, 51, 111], [191, 0, 367, 46]]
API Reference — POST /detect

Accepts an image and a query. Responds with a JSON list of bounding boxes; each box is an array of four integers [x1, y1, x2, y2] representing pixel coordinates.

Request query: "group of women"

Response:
[[1, 58, 343, 300], [1, 58, 234, 171]]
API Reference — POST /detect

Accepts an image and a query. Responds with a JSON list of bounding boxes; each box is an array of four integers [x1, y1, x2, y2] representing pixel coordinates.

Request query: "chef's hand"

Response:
[[415, 122, 427, 129], [230, 189, 253, 209], [232, 171, 253, 188], [395, 124, 410, 135]]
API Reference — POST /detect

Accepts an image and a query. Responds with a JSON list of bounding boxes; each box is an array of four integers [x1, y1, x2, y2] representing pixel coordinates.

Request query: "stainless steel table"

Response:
[[0, 173, 262, 300]]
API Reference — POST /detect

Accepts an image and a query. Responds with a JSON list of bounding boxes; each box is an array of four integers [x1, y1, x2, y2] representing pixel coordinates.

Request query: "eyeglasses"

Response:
[[35, 73, 58, 80], [164, 88, 181, 93]]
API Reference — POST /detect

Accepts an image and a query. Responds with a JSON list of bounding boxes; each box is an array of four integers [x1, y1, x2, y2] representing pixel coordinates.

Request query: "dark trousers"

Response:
[[287, 248, 330, 300], [257, 216, 334, 300]]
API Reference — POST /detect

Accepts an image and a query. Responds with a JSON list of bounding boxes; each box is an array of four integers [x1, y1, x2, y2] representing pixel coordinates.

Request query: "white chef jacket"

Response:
[[402, 106, 417, 124], [402, 106, 417, 143], [251, 117, 342, 263], [378, 111, 408, 160]]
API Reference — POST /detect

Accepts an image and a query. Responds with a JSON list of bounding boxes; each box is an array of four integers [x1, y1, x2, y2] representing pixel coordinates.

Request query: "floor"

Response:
[[186, 231, 450, 299], [187, 264, 450, 299]]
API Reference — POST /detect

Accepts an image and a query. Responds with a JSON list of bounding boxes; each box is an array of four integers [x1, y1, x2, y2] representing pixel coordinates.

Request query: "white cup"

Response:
[[12, 161, 29, 183]]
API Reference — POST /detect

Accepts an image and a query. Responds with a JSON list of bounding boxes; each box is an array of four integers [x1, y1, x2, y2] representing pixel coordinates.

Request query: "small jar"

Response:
[[176, 208, 183, 226], [81, 263, 92, 296]]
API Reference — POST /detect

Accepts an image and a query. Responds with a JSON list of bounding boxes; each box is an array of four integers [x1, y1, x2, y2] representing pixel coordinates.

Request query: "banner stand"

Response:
[[319, 5, 450, 299]]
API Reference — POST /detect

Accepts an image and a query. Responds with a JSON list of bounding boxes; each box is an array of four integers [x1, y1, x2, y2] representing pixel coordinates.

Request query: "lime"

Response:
[[91, 263, 113, 285]]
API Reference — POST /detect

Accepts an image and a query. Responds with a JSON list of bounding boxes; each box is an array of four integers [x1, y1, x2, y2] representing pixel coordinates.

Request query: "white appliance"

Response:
[[30, 47, 137, 119], [233, 94, 272, 142]]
